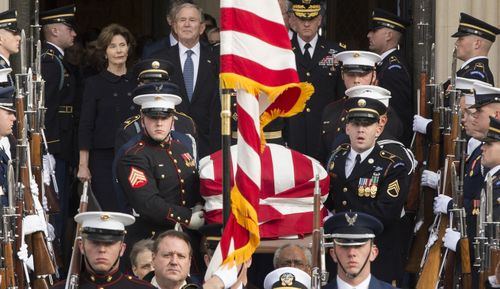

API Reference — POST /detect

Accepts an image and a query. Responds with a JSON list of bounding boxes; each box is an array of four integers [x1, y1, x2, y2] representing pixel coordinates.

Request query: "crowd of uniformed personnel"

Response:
[[0, 0, 500, 289]]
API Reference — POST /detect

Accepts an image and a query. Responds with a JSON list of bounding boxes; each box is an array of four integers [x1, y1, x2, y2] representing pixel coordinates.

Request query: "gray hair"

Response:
[[273, 243, 312, 268], [171, 3, 205, 23]]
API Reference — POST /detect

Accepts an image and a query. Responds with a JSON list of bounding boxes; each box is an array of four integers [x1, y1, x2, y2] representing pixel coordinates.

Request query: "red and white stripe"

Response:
[[200, 144, 330, 238]]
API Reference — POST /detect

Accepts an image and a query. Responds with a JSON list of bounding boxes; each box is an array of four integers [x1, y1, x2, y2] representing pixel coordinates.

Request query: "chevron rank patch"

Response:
[[387, 180, 400, 197], [129, 167, 148, 188]]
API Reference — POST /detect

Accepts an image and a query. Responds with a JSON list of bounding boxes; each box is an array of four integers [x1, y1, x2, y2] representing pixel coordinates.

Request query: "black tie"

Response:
[[353, 154, 362, 172], [304, 43, 312, 62]]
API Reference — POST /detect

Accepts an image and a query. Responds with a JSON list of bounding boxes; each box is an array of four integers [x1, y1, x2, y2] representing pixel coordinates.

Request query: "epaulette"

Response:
[[123, 114, 140, 129], [42, 49, 56, 59], [339, 42, 347, 49], [332, 143, 350, 157], [379, 149, 402, 163]]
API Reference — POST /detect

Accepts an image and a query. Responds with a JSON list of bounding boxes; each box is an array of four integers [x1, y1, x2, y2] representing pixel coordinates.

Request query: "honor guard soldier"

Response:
[[113, 59, 198, 213], [323, 212, 398, 289], [367, 9, 413, 146], [0, 9, 19, 86], [452, 13, 500, 85], [326, 85, 409, 285], [320, 51, 406, 164], [51, 211, 155, 289], [116, 81, 204, 272], [286, 0, 345, 160], [40, 4, 78, 241], [0, 86, 15, 202]]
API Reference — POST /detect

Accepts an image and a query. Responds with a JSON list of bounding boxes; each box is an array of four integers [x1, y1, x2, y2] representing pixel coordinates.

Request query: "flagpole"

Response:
[[220, 88, 234, 227]]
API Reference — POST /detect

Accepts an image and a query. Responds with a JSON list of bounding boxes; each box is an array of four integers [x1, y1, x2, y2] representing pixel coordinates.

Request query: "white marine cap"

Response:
[[455, 77, 491, 106], [263, 267, 311, 289], [0, 68, 12, 83], [133, 82, 182, 115], [345, 84, 391, 107], [336, 50, 381, 72], [75, 211, 135, 242], [471, 81, 500, 108]]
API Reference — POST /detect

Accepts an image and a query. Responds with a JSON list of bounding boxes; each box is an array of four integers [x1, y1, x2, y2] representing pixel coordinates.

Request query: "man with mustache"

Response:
[[326, 85, 408, 286]]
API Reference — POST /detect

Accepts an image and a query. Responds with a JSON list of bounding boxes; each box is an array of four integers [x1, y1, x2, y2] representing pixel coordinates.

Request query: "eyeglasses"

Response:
[[278, 259, 307, 268]]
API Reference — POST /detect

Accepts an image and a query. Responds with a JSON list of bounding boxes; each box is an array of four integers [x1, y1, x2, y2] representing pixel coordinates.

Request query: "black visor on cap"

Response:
[[81, 227, 125, 243], [142, 107, 174, 117], [342, 65, 375, 73], [346, 114, 379, 124]]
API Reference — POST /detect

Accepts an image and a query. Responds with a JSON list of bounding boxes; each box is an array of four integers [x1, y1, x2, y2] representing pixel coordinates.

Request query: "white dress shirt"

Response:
[[336, 274, 371, 289], [461, 56, 488, 70], [345, 147, 375, 178], [297, 34, 319, 58], [179, 41, 201, 91]]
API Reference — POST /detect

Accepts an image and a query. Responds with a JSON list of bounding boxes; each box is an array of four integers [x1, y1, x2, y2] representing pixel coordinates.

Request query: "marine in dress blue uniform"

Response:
[[285, 0, 345, 160], [323, 212, 399, 289], [113, 59, 197, 213], [368, 9, 413, 146], [326, 86, 409, 285], [116, 82, 203, 273], [51, 212, 155, 289], [452, 13, 500, 86]]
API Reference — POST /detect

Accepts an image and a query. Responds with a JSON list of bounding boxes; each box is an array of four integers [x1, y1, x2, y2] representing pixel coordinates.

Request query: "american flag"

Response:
[[206, 0, 314, 277], [200, 143, 329, 238]]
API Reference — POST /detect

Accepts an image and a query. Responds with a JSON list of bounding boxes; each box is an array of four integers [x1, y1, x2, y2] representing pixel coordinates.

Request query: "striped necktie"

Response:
[[183, 50, 194, 102]]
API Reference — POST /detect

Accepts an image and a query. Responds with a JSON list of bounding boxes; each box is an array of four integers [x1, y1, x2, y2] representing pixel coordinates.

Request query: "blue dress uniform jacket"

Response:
[[0, 148, 9, 202], [116, 134, 200, 237], [41, 42, 77, 162], [285, 35, 345, 160], [51, 270, 155, 289], [463, 144, 486, 239], [457, 57, 495, 86], [376, 49, 413, 146], [326, 144, 409, 284], [492, 170, 500, 220], [150, 43, 220, 158], [324, 276, 398, 289]]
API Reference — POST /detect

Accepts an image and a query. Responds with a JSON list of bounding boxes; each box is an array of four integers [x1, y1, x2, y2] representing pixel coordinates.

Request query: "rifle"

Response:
[[65, 181, 90, 289], [15, 73, 56, 289], [310, 175, 328, 289], [406, 43, 436, 273]]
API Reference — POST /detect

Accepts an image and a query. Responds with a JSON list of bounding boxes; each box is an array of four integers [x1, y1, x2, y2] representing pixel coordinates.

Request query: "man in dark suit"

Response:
[[151, 3, 219, 158], [453, 13, 499, 85], [285, 0, 345, 160], [323, 212, 398, 289], [40, 4, 78, 241], [367, 9, 412, 146]]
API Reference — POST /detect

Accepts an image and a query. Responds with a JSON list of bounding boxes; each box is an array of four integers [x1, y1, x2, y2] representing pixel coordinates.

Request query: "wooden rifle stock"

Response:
[[0, 269, 6, 289], [4, 240, 17, 288], [65, 181, 90, 289], [30, 133, 60, 214], [32, 278, 50, 289], [459, 238, 472, 289]]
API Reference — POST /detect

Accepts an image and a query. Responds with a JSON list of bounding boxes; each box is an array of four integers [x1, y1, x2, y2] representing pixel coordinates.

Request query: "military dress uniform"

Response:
[[369, 9, 413, 146], [52, 270, 155, 289], [323, 212, 399, 289], [326, 87, 409, 284], [0, 9, 18, 87], [0, 86, 15, 203], [116, 82, 202, 273], [286, 34, 345, 160], [452, 13, 500, 86]]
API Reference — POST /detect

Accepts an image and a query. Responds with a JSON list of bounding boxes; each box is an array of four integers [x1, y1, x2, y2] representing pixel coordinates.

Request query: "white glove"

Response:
[[443, 228, 461, 252], [42, 154, 56, 185], [212, 265, 238, 289], [30, 177, 39, 197], [46, 223, 56, 242], [413, 115, 432, 134], [17, 243, 34, 271], [421, 170, 440, 190], [22, 215, 46, 235], [433, 195, 453, 215], [188, 211, 204, 230], [192, 204, 204, 213]]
